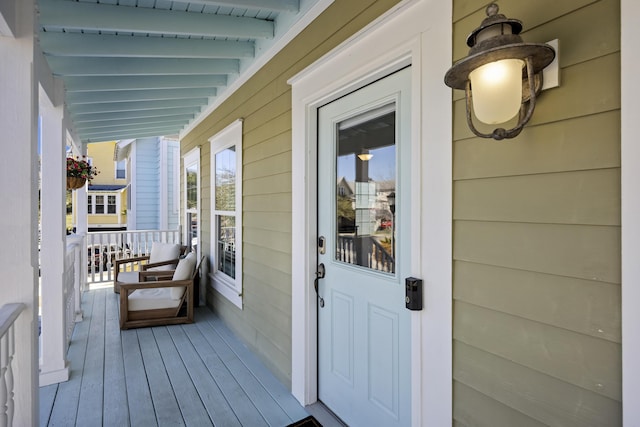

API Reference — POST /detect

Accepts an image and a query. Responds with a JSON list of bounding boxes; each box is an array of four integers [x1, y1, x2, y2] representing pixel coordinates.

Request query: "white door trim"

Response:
[[289, 0, 452, 424], [183, 147, 200, 258], [621, 1, 640, 424]]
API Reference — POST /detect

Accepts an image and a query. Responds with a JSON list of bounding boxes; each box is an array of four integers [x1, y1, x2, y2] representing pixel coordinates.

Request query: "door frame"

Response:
[[183, 147, 200, 260], [289, 0, 452, 424]]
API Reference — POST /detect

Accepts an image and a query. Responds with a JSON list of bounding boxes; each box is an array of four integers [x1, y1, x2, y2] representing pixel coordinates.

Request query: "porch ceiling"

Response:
[[37, 0, 313, 143]]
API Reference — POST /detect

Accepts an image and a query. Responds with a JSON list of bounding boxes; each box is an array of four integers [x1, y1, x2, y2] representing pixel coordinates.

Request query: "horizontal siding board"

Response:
[[454, 381, 547, 427], [243, 91, 292, 139], [242, 295, 291, 356], [244, 212, 292, 233], [454, 341, 622, 427], [453, 168, 621, 225], [241, 280, 290, 316], [243, 269, 292, 312], [244, 173, 292, 196], [243, 259, 293, 296], [454, 301, 622, 400], [454, 261, 621, 343], [244, 111, 292, 145], [453, 220, 621, 283], [530, 53, 620, 127], [452, 0, 598, 61], [243, 228, 291, 253], [244, 193, 292, 213], [244, 242, 291, 275], [525, 0, 619, 69], [244, 148, 292, 177], [244, 131, 291, 163], [453, 110, 621, 179]]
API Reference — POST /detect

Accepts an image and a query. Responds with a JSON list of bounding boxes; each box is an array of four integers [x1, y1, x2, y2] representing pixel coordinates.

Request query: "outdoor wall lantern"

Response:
[[357, 149, 373, 161], [444, 3, 556, 140]]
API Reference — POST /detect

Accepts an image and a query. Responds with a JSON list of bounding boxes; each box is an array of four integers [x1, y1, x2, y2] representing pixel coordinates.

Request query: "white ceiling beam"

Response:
[[38, 0, 274, 39], [39, 32, 254, 59], [63, 75, 227, 92], [79, 120, 188, 135], [82, 127, 183, 143], [66, 88, 217, 105], [81, 124, 182, 137], [168, 0, 298, 13], [75, 115, 194, 130], [70, 107, 201, 123], [68, 98, 208, 115], [46, 57, 239, 76]]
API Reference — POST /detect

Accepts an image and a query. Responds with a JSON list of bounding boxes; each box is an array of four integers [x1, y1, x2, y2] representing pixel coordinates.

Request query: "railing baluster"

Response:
[[0, 331, 8, 427], [0, 304, 24, 427], [6, 326, 14, 426]]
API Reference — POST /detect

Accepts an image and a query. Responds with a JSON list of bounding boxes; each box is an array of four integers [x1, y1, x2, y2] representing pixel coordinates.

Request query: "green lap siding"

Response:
[[181, 0, 401, 388], [452, 0, 621, 425]]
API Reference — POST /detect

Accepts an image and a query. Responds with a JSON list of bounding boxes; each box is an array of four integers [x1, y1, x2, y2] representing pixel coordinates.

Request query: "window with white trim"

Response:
[[115, 159, 126, 179], [184, 148, 200, 258], [210, 119, 243, 308], [88, 193, 118, 215]]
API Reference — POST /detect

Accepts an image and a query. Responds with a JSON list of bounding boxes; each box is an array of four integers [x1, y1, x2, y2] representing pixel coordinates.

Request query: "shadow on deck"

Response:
[[39, 286, 310, 426]]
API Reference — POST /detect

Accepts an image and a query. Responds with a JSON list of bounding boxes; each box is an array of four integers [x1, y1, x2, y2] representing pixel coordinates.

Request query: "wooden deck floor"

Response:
[[39, 287, 310, 426]]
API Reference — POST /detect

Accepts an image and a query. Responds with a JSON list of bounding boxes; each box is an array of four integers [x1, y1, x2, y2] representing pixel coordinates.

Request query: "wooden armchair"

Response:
[[113, 242, 187, 293], [119, 253, 203, 330]]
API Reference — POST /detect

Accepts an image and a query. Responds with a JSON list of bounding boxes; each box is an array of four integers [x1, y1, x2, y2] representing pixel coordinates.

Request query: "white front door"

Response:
[[317, 67, 412, 427]]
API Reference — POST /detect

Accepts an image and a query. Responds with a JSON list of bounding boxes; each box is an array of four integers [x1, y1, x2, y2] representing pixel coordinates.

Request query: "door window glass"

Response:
[[335, 104, 396, 273]]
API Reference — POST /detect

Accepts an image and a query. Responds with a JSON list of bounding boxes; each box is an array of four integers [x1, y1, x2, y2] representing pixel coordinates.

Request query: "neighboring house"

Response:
[[80, 141, 127, 231], [115, 136, 180, 231]]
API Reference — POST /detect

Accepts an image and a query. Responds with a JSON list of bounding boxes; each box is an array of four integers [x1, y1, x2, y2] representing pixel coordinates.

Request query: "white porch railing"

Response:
[[0, 303, 25, 427], [65, 235, 85, 334], [87, 228, 182, 283], [337, 235, 395, 273]]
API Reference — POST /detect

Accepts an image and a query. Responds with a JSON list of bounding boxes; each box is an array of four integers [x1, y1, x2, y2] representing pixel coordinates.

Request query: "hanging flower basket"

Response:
[[67, 176, 86, 190], [66, 156, 99, 190]]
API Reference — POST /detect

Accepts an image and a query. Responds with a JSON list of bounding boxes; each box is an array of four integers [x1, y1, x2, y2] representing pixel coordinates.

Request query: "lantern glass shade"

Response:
[[357, 149, 373, 161], [468, 58, 524, 124]]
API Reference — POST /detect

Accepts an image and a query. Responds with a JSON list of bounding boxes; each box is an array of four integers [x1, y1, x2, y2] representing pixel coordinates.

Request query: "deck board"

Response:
[[76, 289, 106, 425], [167, 325, 244, 426], [196, 317, 292, 426], [152, 327, 209, 426], [122, 329, 158, 426], [103, 285, 130, 426], [46, 289, 94, 426], [138, 328, 185, 426], [40, 287, 310, 426], [202, 312, 309, 422]]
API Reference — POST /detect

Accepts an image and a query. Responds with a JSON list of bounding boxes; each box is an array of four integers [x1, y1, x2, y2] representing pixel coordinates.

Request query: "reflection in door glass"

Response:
[[335, 104, 396, 273]]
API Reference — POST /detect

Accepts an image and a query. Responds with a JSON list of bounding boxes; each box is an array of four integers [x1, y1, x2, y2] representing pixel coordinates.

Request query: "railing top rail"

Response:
[[87, 228, 180, 236], [0, 303, 25, 338]]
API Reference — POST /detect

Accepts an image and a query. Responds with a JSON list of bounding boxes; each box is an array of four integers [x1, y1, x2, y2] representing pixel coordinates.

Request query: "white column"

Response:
[[621, 1, 640, 425], [74, 145, 89, 292], [0, 0, 39, 423], [39, 81, 70, 386]]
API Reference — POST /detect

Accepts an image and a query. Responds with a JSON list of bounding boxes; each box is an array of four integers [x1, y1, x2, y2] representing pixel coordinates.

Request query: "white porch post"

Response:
[[0, 0, 39, 423], [39, 81, 70, 386], [621, 0, 640, 425]]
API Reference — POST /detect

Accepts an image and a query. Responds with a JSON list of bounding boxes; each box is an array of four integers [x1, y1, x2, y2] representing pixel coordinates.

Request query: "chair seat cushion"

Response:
[[117, 271, 140, 284], [128, 287, 182, 311]]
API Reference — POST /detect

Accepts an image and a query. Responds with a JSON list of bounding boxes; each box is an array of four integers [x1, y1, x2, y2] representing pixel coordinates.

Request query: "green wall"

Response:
[[452, 0, 621, 426], [181, 0, 401, 388], [180, 0, 621, 423]]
